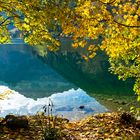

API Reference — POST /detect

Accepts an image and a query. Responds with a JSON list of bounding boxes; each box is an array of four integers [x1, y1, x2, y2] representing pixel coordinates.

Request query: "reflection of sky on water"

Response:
[[0, 86, 108, 120], [50, 88, 108, 120]]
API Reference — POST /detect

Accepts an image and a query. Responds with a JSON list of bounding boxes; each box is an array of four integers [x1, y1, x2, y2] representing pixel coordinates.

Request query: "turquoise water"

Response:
[[0, 44, 75, 98], [0, 40, 137, 117], [0, 44, 108, 119]]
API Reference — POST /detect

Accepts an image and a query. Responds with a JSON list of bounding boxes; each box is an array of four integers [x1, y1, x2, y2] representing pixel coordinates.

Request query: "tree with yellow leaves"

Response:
[[0, 0, 140, 100]]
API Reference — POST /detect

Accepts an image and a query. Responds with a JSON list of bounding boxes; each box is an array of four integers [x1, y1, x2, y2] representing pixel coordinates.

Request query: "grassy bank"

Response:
[[0, 112, 140, 140]]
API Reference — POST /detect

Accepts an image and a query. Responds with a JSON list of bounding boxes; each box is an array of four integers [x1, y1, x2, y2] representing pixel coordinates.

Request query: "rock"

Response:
[[137, 116, 140, 121], [136, 121, 140, 129], [79, 105, 85, 109], [120, 101, 127, 105], [113, 100, 119, 104], [4, 115, 29, 129], [107, 98, 113, 101], [62, 118, 69, 123], [120, 112, 136, 125], [114, 100, 127, 105]]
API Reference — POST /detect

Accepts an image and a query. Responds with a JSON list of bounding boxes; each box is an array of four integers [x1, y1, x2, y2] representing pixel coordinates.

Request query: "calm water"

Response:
[[0, 43, 108, 120], [0, 43, 75, 98], [0, 39, 137, 119]]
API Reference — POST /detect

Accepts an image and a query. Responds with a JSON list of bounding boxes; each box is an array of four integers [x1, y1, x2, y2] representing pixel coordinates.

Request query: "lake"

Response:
[[0, 40, 139, 120], [0, 42, 108, 120]]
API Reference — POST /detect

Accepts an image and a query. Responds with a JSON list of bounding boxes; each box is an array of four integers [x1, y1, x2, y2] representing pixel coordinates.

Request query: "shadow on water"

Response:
[[0, 44, 76, 98], [41, 38, 134, 96], [38, 38, 138, 111]]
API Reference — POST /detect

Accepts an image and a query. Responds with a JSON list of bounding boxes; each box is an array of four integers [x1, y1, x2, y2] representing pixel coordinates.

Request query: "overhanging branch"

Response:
[[0, 17, 11, 26], [113, 19, 140, 28], [97, 0, 117, 5]]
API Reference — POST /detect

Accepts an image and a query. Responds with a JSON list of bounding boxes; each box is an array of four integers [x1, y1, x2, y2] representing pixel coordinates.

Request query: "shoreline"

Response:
[[91, 93, 140, 112], [0, 112, 140, 139]]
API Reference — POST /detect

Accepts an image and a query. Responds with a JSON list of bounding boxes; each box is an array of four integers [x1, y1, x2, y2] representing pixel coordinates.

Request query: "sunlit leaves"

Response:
[[0, 26, 11, 43], [0, 0, 140, 99]]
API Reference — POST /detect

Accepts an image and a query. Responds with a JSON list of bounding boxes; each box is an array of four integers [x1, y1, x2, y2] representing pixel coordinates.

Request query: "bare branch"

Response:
[[97, 0, 117, 5], [0, 17, 11, 26], [113, 19, 140, 28]]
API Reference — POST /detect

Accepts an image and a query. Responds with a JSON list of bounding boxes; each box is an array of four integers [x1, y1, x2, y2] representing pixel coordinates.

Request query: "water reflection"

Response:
[[0, 44, 108, 120], [0, 86, 108, 120], [0, 44, 75, 98]]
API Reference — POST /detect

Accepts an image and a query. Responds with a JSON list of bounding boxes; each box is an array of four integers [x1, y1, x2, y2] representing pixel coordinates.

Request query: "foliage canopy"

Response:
[[0, 0, 140, 99]]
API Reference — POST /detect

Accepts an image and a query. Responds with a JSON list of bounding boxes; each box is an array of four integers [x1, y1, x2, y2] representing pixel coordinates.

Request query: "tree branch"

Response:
[[97, 0, 117, 5], [113, 19, 140, 28], [0, 17, 11, 26]]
